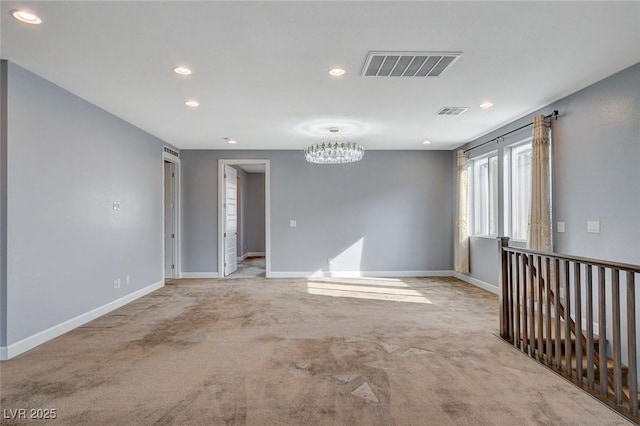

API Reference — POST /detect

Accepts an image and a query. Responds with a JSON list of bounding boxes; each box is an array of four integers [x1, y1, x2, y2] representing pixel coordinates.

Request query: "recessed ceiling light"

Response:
[[11, 9, 42, 24], [422, 140, 432, 145], [328, 68, 346, 76], [225, 138, 237, 144], [173, 67, 192, 75], [479, 101, 494, 110], [184, 100, 199, 107]]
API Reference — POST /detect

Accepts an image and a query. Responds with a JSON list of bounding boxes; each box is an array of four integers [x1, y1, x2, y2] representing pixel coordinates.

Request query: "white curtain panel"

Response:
[[454, 150, 470, 273], [528, 115, 552, 251]]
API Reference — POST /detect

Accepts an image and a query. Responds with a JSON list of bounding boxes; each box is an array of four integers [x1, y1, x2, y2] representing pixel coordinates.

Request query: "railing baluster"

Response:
[[507, 253, 515, 341], [515, 253, 521, 351], [586, 265, 595, 389], [522, 254, 528, 353], [565, 260, 572, 375], [537, 255, 544, 361], [575, 262, 583, 382], [504, 251, 510, 340], [529, 254, 536, 357], [627, 271, 637, 415], [598, 266, 607, 396], [555, 258, 562, 370], [612, 269, 622, 405], [545, 256, 552, 365]]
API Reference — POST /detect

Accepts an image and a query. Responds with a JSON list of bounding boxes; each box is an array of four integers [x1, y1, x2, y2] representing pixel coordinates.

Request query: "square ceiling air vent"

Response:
[[361, 51, 461, 77], [436, 107, 469, 116]]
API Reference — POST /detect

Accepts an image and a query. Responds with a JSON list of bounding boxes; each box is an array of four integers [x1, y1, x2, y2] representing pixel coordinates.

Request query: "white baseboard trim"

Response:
[[237, 253, 248, 261], [247, 252, 265, 257], [0, 280, 164, 360], [180, 272, 219, 278], [270, 270, 454, 279], [453, 272, 499, 295]]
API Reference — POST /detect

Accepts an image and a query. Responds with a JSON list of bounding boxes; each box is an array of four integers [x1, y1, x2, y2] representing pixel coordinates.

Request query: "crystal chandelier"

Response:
[[304, 127, 365, 164]]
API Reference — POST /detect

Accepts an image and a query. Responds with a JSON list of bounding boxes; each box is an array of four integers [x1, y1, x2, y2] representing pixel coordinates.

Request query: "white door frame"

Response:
[[162, 152, 181, 279], [217, 159, 271, 278]]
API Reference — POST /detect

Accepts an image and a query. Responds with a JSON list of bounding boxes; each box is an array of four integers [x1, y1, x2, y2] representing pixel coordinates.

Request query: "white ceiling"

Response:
[[2, 1, 639, 151]]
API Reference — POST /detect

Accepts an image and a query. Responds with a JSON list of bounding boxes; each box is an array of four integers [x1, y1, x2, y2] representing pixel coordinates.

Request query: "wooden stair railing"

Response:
[[497, 237, 640, 423], [520, 254, 617, 399]]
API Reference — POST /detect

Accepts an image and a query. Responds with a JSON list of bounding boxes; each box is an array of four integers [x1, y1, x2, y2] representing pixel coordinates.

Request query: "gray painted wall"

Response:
[[552, 64, 640, 265], [4, 62, 166, 346], [468, 237, 498, 286], [459, 62, 640, 287], [246, 173, 265, 253], [181, 150, 454, 274]]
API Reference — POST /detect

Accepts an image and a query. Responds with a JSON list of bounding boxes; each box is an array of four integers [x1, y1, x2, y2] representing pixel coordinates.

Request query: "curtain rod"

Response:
[[463, 110, 559, 154]]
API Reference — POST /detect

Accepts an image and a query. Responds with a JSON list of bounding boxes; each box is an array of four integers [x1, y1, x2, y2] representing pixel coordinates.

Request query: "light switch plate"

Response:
[[587, 220, 600, 233], [557, 222, 565, 233], [289, 219, 297, 227]]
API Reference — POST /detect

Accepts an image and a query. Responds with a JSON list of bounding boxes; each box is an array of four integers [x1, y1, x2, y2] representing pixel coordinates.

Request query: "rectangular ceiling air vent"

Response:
[[164, 146, 180, 158], [436, 107, 469, 116], [361, 51, 461, 77]]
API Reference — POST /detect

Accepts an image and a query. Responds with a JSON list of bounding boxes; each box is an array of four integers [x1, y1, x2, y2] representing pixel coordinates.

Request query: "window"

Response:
[[470, 153, 498, 236], [468, 138, 535, 240], [507, 141, 532, 241]]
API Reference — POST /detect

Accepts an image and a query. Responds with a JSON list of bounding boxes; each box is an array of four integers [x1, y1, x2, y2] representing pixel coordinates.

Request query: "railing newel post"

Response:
[[498, 236, 511, 339]]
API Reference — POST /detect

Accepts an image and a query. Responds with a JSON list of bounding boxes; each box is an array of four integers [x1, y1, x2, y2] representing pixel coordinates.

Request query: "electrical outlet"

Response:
[[557, 222, 565, 233], [126, 275, 130, 285], [113, 279, 118, 289], [113, 201, 121, 211], [587, 220, 600, 233]]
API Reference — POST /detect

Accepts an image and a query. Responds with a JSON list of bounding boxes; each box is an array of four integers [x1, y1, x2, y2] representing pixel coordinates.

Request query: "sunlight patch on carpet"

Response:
[[306, 281, 432, 304]]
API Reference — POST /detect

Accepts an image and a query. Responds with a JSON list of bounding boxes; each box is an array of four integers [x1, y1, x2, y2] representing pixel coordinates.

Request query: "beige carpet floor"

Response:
[[0, 276, 629, 425]]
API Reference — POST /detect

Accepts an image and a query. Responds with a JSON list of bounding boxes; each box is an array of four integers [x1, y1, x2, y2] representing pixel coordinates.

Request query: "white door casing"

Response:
[[164, 161, 175, 278], [217, 159, 270, 278], [224, 165, 238, 276]]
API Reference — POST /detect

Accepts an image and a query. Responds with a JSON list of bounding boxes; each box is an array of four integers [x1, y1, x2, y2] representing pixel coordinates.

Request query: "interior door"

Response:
[[224, 165, 238, 276], [164, 161, 175, 278]]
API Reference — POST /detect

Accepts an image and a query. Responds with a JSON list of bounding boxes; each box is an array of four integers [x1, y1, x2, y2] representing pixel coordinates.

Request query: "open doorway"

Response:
[[218, 159, 270, 278], [163, 151, 180, 280]]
